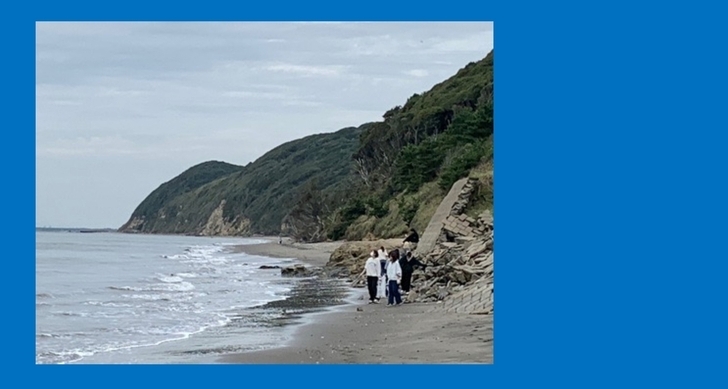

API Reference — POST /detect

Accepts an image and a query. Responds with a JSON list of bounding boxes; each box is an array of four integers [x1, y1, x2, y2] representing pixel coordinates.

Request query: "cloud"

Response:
[[265, 63, 347, 77], [37, 135, 141, 157], [405, 69, 429, 77], [35, 21, 494, 227]]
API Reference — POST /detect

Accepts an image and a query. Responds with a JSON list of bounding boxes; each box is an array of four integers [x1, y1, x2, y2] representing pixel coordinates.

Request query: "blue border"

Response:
[[10, 0, 728, 388]]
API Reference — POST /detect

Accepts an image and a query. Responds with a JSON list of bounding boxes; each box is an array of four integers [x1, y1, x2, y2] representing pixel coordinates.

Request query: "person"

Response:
[[278, 236, 283, 245], [386, 250, 403, 306], [376, 247, 389, 301], [399, 251, 426, 293], [403, 228, 419, 251], [364, 250, 381, 304], [377, 246, 388, 260]]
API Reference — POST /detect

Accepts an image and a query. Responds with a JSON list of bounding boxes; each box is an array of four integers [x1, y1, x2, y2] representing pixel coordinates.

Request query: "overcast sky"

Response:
[[36, 22, 493, 228]]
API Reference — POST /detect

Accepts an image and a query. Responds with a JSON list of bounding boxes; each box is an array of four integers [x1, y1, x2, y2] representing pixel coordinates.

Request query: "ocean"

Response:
[[36, 230, 349, 364]]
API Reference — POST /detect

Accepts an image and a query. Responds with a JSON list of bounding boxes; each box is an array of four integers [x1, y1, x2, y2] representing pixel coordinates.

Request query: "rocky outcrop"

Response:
[[407, 209, 493, 315], [414, 178, 470, 258], [449, 178, 479, 216], [200, 200, 251, 236], [281, 264, 314, 277], [119, 216, 145, 232], [321, 174, 494, 315]]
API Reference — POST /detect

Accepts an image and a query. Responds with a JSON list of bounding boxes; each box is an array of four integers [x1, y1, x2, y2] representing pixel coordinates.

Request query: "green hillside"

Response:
[[305, 50, 494, 241], [120, 50, 494, 241], [119, 126, 365, 235]]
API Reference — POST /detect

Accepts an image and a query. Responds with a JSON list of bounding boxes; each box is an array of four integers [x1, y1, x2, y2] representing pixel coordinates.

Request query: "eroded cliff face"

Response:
[[200, 200, 251, 236], [119, 216, 145, 233]]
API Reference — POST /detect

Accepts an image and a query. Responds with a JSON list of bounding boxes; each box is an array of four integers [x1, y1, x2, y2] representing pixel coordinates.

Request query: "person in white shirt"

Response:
[[377, 246, 388, 260], [364, 250, 381, 304], [377, 246, 389, 300], [386, 250, 403, 306]]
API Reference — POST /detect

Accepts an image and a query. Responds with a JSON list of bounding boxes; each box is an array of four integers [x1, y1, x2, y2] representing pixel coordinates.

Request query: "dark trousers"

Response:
[[401, 270, 413, 292], [388, 280, 402, 305], [366, 276, 378, 301]]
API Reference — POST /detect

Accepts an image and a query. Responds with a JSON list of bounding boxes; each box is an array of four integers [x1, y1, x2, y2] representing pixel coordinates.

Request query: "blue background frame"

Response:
[[6, 0, 728, 387]]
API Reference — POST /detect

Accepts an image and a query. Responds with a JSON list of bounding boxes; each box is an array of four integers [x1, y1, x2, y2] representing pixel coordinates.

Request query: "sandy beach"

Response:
[[222, 238, 493, 364], [232, 237, 341, 267]]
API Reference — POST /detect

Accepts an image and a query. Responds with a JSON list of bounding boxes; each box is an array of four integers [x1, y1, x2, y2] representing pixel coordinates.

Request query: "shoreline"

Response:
[[230, 237, 342, 267], [225, 238, 493, 364]]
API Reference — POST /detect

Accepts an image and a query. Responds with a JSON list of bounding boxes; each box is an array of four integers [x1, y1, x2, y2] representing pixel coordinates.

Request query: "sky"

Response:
[[36, 22, 493, 229]]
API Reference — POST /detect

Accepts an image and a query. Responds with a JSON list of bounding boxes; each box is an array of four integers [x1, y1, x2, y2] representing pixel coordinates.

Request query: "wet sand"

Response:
[[223, 238, 494, 364], [220, 301, 493, 364]]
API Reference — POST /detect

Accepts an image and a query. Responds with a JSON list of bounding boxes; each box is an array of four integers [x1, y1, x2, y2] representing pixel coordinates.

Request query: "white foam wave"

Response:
[[185, 245, 223, 257], [160, 281, 195, 292], [83, 301, 133, 308], [227, 239, 271, 246], [110, 281, 195, 293], [176, 272, 198, 278], [52, 311, 89, 317], [109, 285, 143, 292], [122, 293, 173, 301], [162, 254, 189, 260], [156, 274, 183, 283], [42, 313, 236, 364], [37, 350, 89, 364]]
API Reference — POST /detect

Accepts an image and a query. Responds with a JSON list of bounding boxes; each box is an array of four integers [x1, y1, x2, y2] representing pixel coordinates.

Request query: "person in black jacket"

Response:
[[399, 250, 427, 293], [403, 228, 419, 251]]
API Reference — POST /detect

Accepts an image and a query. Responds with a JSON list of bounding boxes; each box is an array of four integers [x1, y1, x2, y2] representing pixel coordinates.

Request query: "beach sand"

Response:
[[222, 238, 494, 364], [233, 238, 341, 267]]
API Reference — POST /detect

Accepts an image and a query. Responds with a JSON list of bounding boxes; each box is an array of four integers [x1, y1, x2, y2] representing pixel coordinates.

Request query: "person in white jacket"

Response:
[[386, 250, 403, 306], [377, 247, 389, 300], [364, 250, 381, 304]]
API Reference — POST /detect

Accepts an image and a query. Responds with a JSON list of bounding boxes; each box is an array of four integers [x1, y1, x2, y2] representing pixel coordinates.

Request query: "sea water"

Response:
[[36, 230, 311, 364]]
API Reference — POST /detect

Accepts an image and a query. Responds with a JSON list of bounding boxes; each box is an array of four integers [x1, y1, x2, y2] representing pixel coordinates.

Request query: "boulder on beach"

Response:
[[281, 264, 312, 277]]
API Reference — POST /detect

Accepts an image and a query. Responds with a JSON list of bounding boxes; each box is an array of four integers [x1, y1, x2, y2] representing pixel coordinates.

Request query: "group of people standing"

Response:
[[364, 229, 426, 306]]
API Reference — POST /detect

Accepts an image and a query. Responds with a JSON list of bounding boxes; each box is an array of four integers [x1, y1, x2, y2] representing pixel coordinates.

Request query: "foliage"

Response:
[[397, 195, 420, 226], [120, 125, 366, 235], [439, 136, 493, 190], [122, 50, 495, 241], [343, 50, 494, 238]]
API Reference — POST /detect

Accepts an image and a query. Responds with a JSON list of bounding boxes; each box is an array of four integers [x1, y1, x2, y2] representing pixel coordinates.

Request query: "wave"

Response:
[[155, 274, 184, 283], [36, 292, 54, 299], [222, 239, 271, 246], [109, 285, 142, 292], [161, 282, 195, 292], [38, 313, 234, 364], [109, 281, 195, 293], [37, 350, 89, 364], [161, 254, 189, 260], [83, 301, 133, 308], [51, 311, 89, 317]]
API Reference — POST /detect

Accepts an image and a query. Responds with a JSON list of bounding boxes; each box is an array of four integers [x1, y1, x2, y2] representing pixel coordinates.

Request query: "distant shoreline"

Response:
[[36, 227, 118, 233]]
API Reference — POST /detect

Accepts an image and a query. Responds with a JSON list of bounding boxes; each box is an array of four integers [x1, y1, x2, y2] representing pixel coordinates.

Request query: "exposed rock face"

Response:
[[200, 200, 251, 236], [414, 178, 470, 258], [322, 177, 494, 315], [406, 209, 493, 314], [119, 216, 145, 232]]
